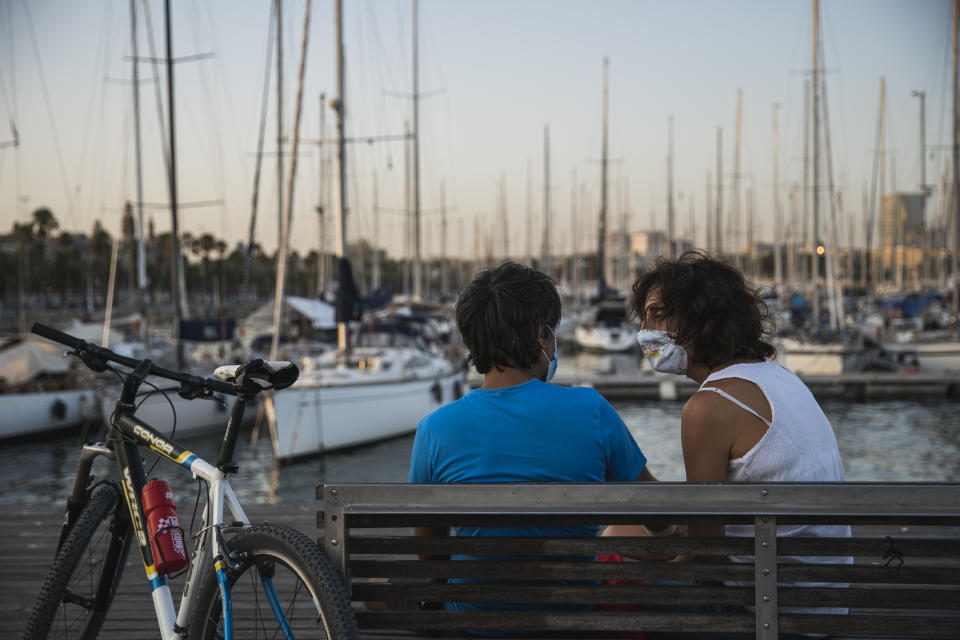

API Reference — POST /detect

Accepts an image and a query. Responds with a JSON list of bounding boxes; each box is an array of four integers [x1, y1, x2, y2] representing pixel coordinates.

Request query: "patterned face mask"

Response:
[[636, 329, 688, 376]]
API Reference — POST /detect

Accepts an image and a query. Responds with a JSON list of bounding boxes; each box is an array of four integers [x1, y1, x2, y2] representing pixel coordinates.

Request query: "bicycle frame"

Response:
[[68, 397, 281, 640]]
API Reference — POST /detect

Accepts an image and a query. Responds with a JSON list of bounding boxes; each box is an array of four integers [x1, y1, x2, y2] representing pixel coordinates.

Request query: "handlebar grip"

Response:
[[31, 322, 87, 350]]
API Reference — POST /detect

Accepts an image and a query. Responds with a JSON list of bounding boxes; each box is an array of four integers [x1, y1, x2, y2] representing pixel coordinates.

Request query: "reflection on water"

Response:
[[2, 351, 959, 506]]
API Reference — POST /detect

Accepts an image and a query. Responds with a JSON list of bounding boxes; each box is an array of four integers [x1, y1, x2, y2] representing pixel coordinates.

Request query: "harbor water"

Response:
[[1, 352, 958, 507]]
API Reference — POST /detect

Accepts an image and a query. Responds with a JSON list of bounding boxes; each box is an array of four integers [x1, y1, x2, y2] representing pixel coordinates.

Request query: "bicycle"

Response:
[[23, 323, 360, 640]]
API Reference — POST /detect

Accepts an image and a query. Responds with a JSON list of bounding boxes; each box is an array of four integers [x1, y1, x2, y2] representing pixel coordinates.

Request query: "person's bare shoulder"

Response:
[[705, 377, 772, 423]]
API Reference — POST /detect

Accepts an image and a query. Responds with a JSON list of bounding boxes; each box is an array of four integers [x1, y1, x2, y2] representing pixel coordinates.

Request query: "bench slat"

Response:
[[351, 559, 755, 582], [344, 513, 960, 528], [353, 582, 753, 606], [355, 610, 755, 633], [351, 558, 959, 585], [349, 534, 960, 559], [351, 582, 960, 610], [355, 610, 958, 637]]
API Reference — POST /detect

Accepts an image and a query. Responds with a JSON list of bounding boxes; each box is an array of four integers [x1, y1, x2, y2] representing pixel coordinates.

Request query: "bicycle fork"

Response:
[[213, 535, 296, 640]]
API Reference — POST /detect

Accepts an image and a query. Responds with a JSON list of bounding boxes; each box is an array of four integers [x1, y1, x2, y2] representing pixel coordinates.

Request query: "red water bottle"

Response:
[[142, 479, 188, 575]]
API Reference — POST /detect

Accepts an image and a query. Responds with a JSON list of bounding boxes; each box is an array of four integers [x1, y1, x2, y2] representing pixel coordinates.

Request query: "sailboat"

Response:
[[269, 0, 464, 461], [574, 57, 638, 354]]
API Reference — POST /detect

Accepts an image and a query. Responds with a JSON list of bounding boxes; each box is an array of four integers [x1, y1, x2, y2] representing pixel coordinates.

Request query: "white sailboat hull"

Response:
[[881, 341, 960, 374], [99, 389, 234, 438], [773, 339, 867, 375], [0, 389, 97, 439], [574, 326, 636, 353], [272, 370, 464, 460]]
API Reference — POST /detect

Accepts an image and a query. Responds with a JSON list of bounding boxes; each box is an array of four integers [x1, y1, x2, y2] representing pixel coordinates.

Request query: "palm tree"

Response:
[[31, 207, 59, 239]]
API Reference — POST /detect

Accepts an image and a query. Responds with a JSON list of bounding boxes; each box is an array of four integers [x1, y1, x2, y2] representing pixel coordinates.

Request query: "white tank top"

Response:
[[700, 361, 852, 614]]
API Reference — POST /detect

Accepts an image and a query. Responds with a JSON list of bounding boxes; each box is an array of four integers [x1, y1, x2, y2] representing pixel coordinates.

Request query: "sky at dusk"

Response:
[[0, 0, 954, 263]]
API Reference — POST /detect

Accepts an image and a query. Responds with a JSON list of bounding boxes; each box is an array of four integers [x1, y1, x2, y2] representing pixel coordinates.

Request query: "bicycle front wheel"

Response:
[[24, 484, 132, 640], [189, 523, 359, 640]]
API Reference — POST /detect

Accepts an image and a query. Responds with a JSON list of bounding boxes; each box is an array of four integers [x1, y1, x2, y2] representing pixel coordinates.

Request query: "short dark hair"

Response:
[[630, 251, 775, 369], [456, 262, 561, 374]]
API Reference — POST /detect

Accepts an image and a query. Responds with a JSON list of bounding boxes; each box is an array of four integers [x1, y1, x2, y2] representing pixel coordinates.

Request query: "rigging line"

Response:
[[242, 0, 277, 310], [21, 0, 76, 227], [934, 19, 951, 205], [4, 0, 16, 122], [94, 5, 122, 229], [423, 6, 459, 218], [76, 0, 114, 228], [364, 1, 403, 215], [818, 3, 847, 195], [201, 0, 253, 205], [9, 0, 25, 222], [395, 0, 410, 91], [140, 0, 172, 194], [188, 0, 228, 217]]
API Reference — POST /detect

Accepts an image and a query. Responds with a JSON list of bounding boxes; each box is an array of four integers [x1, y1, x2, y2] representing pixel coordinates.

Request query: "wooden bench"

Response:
[[318, 483, 960, 639]]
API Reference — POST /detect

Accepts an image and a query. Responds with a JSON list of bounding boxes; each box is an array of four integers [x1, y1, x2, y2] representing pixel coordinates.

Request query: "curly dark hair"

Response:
[[630, 251, 775, 369], [456, 262, 561, 374]]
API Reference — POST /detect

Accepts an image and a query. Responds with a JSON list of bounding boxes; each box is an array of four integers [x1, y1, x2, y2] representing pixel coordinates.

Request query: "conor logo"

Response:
[[133, 424, 175, 457]]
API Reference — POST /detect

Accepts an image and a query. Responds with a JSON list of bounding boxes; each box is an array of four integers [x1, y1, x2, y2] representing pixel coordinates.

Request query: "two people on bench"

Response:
[[408, 253, 850, 623]]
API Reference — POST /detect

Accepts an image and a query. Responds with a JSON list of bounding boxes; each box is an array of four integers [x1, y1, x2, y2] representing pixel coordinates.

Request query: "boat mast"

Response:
[[276, 0, 284, 247], [667, 115, 675, 258], [715, 127, 722, 254], [500, 172, 509, 261], [732, 89, 743, 270], [772, 103, 783, 298], [412, 0, 422, 300], [440, 179, 447, 295], [526, 159, 533, 267], [598, 57, 609, 288], [130, 0, 147, 340], [866, 78, 886, 295], [318, 92, 327, 294], [333, 0, 348, 351], [706, 171, 713, 255], [164, 0, 184, 370], [404, 119, 411, 297], [820, 50, 843, 329], [812, 0, 821, 325], [269, 0, 311, 361], [373, 169, 380, 289], [953, 0, 959, 322], [802, 80, 810, 290], [543, 125, 550, 274], [912, 89, 926, 287]]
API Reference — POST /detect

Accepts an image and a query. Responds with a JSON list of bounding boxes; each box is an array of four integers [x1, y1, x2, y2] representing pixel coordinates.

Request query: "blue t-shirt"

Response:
[[408, 378, 647, 615]]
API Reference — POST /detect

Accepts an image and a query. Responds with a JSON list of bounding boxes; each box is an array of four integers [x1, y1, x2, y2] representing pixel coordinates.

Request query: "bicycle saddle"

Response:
[[214, 359, 300, 391]]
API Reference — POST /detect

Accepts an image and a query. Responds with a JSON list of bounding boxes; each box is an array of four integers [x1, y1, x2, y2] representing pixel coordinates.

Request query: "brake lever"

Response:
[[177, 382, 211, 401], [71, 347, 109, 373]]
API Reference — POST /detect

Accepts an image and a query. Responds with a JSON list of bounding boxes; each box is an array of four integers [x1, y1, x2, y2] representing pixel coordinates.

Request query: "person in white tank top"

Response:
[[605, 251, 851, 628]]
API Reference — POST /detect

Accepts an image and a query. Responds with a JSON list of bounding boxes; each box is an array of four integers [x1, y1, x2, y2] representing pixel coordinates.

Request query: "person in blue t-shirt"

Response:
[[408, 261, 656, 616]]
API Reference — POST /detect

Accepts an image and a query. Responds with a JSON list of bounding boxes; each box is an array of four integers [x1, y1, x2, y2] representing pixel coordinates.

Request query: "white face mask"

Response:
[[636, 329, 688, 376]]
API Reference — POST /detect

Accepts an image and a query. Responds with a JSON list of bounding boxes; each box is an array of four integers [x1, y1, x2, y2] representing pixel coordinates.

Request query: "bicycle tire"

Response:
[[189, 522, 359, 640], [23, 484, 132, 640]]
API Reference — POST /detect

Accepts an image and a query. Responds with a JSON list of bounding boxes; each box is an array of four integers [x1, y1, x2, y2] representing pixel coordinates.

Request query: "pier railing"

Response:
[[319, 482, 960, 639]]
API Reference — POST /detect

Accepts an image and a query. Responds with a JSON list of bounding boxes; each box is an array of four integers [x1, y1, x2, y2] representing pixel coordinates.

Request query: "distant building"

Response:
[[630, 230, 668, 270], [879, 193, 925, 282], [880, 193, 924, 248]]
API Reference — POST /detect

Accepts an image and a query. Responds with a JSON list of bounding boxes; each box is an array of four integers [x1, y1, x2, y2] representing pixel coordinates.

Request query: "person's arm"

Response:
[[680, 392, 736, 540]]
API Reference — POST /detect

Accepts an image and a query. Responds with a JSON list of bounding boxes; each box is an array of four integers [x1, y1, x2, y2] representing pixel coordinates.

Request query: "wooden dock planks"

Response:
[[1, 503, 319, 639]]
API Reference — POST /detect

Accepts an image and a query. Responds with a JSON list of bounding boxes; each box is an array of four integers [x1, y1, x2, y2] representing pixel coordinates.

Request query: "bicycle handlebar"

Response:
[[31, 322, 237, 396]]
